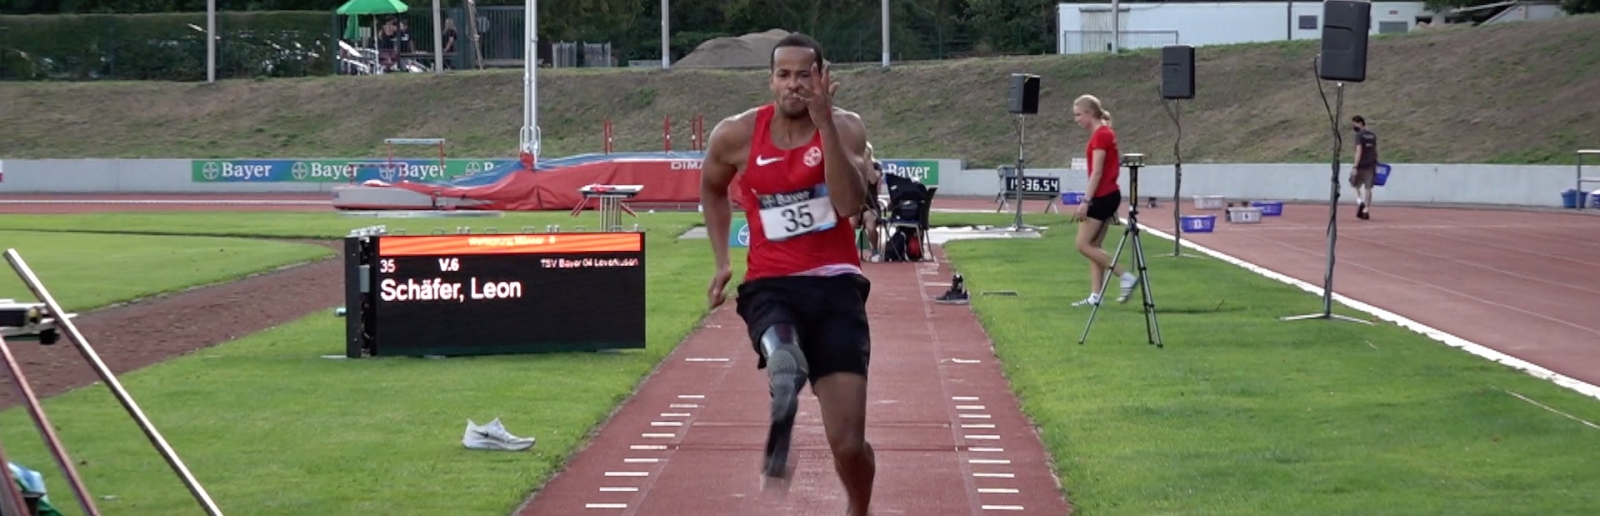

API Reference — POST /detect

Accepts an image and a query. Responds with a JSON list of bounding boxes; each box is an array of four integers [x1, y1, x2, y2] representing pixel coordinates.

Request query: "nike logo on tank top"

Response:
[[739, 104, 863, 282]]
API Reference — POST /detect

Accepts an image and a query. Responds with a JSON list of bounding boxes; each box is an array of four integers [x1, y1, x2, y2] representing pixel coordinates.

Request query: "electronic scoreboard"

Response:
[[341, 229, 646, 357]]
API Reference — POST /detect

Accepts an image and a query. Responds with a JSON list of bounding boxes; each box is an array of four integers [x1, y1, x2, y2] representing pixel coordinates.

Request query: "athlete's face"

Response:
[[1073, 103, 1093, 129], [770, 46, 820, 119]]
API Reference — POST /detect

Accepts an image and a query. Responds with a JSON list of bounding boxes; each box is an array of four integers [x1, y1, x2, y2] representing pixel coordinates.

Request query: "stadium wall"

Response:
[[0, 159, 1588, 208], [943, 163, 1587, 208]]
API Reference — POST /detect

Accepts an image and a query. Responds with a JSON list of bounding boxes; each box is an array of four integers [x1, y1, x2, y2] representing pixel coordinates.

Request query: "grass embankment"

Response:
[[3, 15, 1599, 165]]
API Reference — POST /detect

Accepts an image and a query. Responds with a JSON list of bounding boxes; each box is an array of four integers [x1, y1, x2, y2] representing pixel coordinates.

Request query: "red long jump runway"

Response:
[[514, 256, 1071, 515], [1133, 201, 1600, 387]]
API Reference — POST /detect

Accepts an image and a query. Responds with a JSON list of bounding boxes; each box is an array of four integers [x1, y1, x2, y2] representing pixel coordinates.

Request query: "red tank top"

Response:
[[739, 104, 862, 282]]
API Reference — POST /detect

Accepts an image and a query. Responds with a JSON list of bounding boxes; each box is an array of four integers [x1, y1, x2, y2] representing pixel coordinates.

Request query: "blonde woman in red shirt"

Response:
[[1070, 94, 1139, 307]]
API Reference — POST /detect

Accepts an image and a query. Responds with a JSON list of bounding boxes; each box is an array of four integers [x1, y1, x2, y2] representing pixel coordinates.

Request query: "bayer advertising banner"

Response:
[[190, 158, 516, 183], [876, 161, 934, 187], [729, 217, 752, 248]]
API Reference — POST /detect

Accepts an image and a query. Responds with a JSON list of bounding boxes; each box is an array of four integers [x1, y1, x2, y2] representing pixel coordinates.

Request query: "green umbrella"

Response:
[[336, 0, 409, 16]]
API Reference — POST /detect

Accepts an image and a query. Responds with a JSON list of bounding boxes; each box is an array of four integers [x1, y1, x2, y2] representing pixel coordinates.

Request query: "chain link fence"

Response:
[[1, 9, 1079, 81]]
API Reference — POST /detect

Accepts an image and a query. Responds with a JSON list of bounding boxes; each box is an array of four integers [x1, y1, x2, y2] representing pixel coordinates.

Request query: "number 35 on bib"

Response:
[[757, 184, 839, 241]]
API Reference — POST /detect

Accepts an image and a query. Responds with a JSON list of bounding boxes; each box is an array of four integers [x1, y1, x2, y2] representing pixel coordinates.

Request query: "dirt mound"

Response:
[[674, 29, 790, 69]]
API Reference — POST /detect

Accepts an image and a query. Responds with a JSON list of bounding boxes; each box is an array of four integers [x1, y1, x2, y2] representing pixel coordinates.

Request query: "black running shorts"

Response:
[[1086, 190, 1122, 222], [734, 273, 872, 384]]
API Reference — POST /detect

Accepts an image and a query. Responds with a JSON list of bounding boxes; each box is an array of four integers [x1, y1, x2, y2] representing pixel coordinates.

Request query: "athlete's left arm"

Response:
[[818, 110, 871, 218]]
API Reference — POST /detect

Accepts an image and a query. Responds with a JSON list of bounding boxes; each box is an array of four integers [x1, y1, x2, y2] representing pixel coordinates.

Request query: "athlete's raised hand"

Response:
[[803, 61, 836, 128]]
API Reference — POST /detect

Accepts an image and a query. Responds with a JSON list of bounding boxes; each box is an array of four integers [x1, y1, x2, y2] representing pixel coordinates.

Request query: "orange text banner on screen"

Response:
[[377, 233, 643, 257]]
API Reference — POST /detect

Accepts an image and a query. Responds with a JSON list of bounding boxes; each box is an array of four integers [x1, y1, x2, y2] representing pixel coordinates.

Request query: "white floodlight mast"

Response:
[[521, 0, 541, 158]]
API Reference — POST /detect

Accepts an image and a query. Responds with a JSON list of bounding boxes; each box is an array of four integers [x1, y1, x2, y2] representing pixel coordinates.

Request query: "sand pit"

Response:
[[674, 29, 790, 69]]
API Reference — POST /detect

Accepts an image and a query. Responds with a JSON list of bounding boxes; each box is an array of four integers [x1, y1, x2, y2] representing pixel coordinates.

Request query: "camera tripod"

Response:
[[1078, 155, 1163, 348]]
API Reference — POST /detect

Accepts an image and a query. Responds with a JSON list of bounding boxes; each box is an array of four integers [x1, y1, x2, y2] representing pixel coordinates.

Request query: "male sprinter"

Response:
[[700, 33, 878, 516]]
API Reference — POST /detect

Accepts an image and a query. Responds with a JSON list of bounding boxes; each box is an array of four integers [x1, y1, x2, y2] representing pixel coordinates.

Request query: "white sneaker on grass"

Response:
[[463, 418, 535, 451], [1117, 273, 1140, 303]]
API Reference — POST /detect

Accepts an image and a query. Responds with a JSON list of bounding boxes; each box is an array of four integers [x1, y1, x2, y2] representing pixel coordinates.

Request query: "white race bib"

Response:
[[757, 185, 838, 241]]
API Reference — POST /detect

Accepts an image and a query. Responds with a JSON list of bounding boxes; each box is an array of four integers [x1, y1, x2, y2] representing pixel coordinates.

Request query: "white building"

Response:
[[1056, 1, 1431, 54], [1449, 0, 1566, 24]]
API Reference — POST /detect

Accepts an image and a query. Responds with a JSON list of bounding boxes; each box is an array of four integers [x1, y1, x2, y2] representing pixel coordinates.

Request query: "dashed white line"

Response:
[[650, 421, 683, 427], [952, 396, 981, 401], [630, 444, 667, 450], [598, 487, 639, 492], [586, 503, 628, 509], [624, 458, 660, 463], [660, 412, 691, 417], [641, 433, 676, 438], [669, 403, 699, 409], [678, 394, 705, 399], [970, 459, 1012, 465], [951, 358, 982, 364], [603, 471, 649, 477], [978, 488, 1020, 494], [684, 357, 730, 362], [973, 472, 1015, 478], [969, 447, 1005, 452], [962, 423, 996, 429], [965, 434, 1001, 440], [959, 414, 991, 419], [955, 405, 987, 410], [982, 505, 1025, 511]]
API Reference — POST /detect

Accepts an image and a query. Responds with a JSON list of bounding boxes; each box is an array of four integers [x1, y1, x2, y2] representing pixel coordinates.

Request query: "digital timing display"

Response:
[[368, 232, 647, 356]]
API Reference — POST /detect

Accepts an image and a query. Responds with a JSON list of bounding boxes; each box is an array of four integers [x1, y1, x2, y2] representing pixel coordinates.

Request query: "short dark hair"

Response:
[[1351, 115, 1366, 125], [771, 33, 826, 70]]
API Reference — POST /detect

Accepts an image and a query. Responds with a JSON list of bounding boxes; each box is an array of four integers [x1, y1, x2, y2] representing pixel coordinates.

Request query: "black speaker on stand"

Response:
[[1005, 73, 1040, 233], [1282, 0, 1373, 326], [1158, 45, 1200, 258]]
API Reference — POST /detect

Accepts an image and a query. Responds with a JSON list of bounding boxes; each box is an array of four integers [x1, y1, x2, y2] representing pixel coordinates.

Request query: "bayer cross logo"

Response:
[[202, 162, 220, 180], [466, 161, 484, 176], [291, 162, 309, 181], [737, 222, 751, 246], [381, 165, 397, 182]]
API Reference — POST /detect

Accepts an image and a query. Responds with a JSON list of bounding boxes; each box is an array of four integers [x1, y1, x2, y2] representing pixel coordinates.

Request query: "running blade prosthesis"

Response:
[[763, 343, 808, 483]]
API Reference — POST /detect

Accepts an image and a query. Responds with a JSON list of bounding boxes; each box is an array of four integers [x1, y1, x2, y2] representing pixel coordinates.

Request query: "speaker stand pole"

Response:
[[1281, 81, 1370, 325], [1009, 114, 1035, 233], [1170, 99, 1188, 257]]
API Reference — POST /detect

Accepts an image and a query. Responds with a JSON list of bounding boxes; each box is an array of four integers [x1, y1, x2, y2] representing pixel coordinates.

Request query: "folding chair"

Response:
[[883, 174, 934, 262]]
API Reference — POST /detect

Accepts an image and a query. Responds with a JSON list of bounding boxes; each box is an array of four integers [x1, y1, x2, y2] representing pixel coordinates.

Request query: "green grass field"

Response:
[[0, 211, 735, 516], [943, 224, 1600, 515], [0, 230, 333, 311], [0, 210, 1596, 515]]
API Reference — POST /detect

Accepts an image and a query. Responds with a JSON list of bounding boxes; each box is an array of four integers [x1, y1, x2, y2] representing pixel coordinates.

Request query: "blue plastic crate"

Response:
[[1561, 189, 1588, 209], [1254, 200, 1284, 216], [1374, 163, 1391, 186], [1180, 214, 1216, 233], [1060, 191, 1086, 205]]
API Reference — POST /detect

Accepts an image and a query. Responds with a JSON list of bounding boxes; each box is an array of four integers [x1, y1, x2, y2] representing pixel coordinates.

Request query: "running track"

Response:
[[513, 252, 1072, 515]]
